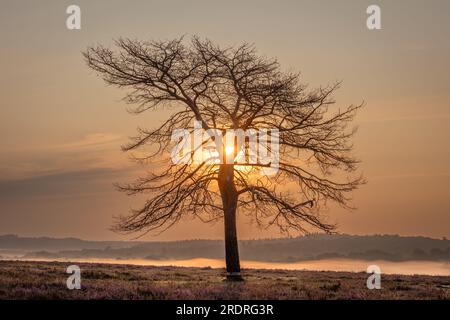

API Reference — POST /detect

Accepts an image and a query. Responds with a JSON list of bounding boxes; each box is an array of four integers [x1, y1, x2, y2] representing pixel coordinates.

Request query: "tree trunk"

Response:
[[218, 164, 242, 280]]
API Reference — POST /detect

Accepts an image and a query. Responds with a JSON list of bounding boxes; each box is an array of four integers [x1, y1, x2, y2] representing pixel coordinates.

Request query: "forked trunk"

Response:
[[218, 164, 242, 280]]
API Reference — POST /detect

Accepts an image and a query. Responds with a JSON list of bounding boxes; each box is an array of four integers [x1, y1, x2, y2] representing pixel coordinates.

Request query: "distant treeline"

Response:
[[2, 234, 450, 262]]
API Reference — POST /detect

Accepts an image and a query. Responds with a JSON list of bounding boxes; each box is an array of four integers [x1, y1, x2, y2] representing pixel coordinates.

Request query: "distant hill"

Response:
[[0, 234, 140, 251], [1, 234, 450, 262]]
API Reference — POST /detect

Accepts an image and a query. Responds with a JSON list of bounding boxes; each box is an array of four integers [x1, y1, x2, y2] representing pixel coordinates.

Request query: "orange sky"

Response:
[[1, 0, 449, 240]]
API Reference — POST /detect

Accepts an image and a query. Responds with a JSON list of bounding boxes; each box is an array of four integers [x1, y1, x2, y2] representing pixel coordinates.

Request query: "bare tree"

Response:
[[83, 37, 364, 280]]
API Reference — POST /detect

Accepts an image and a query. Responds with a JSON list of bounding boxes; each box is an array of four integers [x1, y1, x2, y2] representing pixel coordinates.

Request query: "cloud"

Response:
[[360, 113, 450, 124], [0, 167, 132, 201], [370, 172, 450, 181], [46, 133, 123, 151], [0, 133, 129, 180]]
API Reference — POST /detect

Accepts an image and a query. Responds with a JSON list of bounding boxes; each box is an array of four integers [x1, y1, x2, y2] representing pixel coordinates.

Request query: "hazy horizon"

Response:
[[0, 231, 449, 242], [2, 233, 450, 276]]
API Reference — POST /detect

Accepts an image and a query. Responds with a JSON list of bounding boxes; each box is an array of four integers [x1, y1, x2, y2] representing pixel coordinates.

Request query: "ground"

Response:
[[0, 260, 449, 299]]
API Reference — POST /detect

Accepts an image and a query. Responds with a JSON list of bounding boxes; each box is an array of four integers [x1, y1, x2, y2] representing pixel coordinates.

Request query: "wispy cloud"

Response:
[[46, 133, 123, 150], [360, 113, 450, 124], [4, 133, 123, 153], [0, 167, 134, 201], [370, 172, 450, 181], [0, 133, 131, 180]]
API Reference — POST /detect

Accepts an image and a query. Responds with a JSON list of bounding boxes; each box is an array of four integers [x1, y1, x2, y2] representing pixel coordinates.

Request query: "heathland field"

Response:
[[0, 260, 449, 299]]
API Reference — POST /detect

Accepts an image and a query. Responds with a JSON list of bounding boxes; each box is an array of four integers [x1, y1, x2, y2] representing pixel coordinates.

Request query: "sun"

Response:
[[225, 145, 235, 155]]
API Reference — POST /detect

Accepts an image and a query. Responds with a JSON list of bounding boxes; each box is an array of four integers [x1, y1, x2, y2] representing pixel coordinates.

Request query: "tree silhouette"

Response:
[[84, 37, 364, 280]]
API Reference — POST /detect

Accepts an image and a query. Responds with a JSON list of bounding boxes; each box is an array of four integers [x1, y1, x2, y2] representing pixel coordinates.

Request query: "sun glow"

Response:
[[225, 145, 235, 156]]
